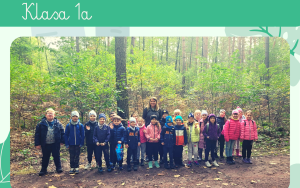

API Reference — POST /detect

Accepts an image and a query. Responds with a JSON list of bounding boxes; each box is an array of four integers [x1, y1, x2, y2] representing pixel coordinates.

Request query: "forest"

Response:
[[10, 36, 290, 136]]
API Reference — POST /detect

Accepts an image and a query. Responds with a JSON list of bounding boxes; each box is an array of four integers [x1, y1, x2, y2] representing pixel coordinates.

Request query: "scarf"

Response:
[[89, 120, 97, 124], [165, 123, 173, 129], [137, 124, 144, 129], [130, 126, 135, 131], [98, 123, 104, 130], [70, 120, 79, 125]]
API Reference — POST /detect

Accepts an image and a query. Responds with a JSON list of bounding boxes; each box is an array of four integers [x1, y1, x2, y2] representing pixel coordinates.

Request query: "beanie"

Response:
[[98, 113, 106, 120], [166, 116, 173, 123], [89, 110, 97, 118], [201, 110, 208, 115], [71, 111, 79, 117], [232, 109, 239, 114], [175, 115, 183, 122], [237, 106, 243, 112], [129, 117, 136, 123], [188, 113, 194, 119]]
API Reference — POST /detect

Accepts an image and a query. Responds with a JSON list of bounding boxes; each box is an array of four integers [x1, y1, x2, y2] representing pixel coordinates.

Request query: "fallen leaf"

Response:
[[211, 167, 216, 170], [196, 183, 203, 186], [174, 175, 180, 177], [49, 179, 52, 182], [121, 182, 125, 186], [214, 178, 222, 181], [270, 163, 276, 165], [49, 186, 57, 188], [251, 180, 257, 184], [145, 174, 149, 176], [218, 172, 222, 174], [97, 180, 101, 182], [158, 173, 164, 176], [184, 175, 188, 177], [203, 166, 207, 169], [69, 174, 75, 176], [206, 186, 211, 188], [222, 183, 228, 186], [231, 183, 237, 186]]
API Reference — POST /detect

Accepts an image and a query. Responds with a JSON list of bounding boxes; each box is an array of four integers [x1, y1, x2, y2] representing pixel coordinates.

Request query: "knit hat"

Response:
[[201, 110, 208, 115], [166, 116, 173, 123], [208, 114, 216, 119], [71, 111, 79, 117], [219, 109, 226, 114], [175, 115, 183, 122], [98, 113, 106, 120], [232, 109, 239, 114], [150, 115, 157, 120], [188, 113, 194, 119], [237, 106, 243, 112], [89, 110, 97, 118], [162, 110, 169, 115], [129, 117, 136, 123]]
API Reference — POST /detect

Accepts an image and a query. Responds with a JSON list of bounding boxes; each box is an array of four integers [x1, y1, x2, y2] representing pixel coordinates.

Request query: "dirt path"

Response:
[[11, 155, 289, 188]]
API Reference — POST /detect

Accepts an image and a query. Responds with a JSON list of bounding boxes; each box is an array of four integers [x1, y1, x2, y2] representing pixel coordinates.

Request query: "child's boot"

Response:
[[242, 158, 248, 164], [69, 168, 74, 174], [39, 168, 47, 176], [247, 158, 252, 164], [236, 149, 242, 157], [154, 161, 160, 168], [75, 168, 79, 174], [127, 164, 131, 172], [148, 161, 153, 169], [133, 164, 138, 171], [98, 167, 103, 173], [187, 161, 192, 167], [107, 166, 112, 172], [226, 157, 232, 164], [140, 159, 144, 166]]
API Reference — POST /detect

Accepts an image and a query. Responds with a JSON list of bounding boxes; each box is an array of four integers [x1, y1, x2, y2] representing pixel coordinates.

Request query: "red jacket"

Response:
[[145, 123, 161, 143], [240, 119, 258, 140], [223, 119, 241, 142], [138, 124, 147, 143]]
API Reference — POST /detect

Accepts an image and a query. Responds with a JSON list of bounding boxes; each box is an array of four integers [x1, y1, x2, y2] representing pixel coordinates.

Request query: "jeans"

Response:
[[188, 142, 198, 161], [218, 135, 225, 157], [137, 143, 146, 160], [226, 140, 236, 157], [148, 142, 159, 161], [127, 147, 138, 165], [242, 140, 253, 159], [205, 139, 216, 162], [96, 144, 110, 167], [87, 144, 97, 163], [173, 145, 183, 165], [41, 143, 61, 171], [69, 145, 80, 168], [163, 145, 174, 165]]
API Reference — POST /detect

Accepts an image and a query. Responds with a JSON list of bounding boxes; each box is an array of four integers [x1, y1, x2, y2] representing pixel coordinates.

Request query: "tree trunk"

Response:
[[175, 37, 180, 71], [195, 37, 199, 70], [232, 37, 235, 54], [115, 37, 129, 125], [107, 37, 110, 47], [181, 37, 186, 96], [265, 37, 270, 86], [76, 37, 79, 52], [228, 37, 231, 59], [215, 37, 218, 63], [249, 37, 252, 61], [238, 37, 242, 63], [166, 37, 169, 62], [203, 37, 208, 69], [152, 37, 154, 62], [143, 37, 145, 51], [131, 37, 135, 64], [189, 37, 193, 68], [242, 37, 245, 63]]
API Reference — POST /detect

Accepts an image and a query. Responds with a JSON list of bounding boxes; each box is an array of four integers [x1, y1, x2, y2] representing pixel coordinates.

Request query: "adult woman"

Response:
[[142, 97, 162, 127]]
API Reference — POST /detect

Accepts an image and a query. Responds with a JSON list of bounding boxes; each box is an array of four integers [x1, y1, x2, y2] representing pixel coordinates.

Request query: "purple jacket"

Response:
[[202, 114, 221, 141]]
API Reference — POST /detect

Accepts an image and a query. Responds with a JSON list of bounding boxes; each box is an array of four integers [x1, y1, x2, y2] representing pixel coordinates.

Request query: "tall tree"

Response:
[[228, 37, 231, 59], [130, 37, 135, 64], [143, 37, 145, 51], [242, 37, 245, 63], [175, 37, 180, 71], [232, 37, 235, 54], [238, 37, 242, 63], [181, 37, 186, 96], [166, 37, 169, 62], [215, 37, 218, 63], [265, 37, 270, 86], [115, 37, 129, 125], [76, 37, 79, 52], [249, 37, 252, 61], [189, 37, 194, 68], [195, 37, 199, 69]]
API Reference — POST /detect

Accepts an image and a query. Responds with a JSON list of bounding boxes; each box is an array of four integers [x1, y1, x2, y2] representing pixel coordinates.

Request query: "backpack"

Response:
[[205, 123, 220, 134], [68, 122, 83, 136], [115, 143, 123, 161]]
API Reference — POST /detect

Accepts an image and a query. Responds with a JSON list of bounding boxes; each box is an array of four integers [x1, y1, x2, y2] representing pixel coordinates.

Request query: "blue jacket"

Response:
[[160, 125, 176, 147], [84, 121, 98, 145], [113, 123, 126, 144], [35, 117, 64, 147], [93, 124, 110, 144], [64, 119, 85, 147], [124, 127, 140, 149]]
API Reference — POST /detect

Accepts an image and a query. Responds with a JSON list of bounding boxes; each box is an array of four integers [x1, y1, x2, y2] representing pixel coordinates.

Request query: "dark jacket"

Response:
[[93, 124, 110, 144], [35, 117, 64, 147], [113, 123, 126, 144], [174, 125, 187, 146], [216, 116, 226, 131], [84, 121, 98, 145], [64, 120, 85, 147], [203, 123, 221, 141], [124, 127, 140, 149], [108, 121, 114, 143], [160, 125, 176, 147], [143, 107, 162, 127]]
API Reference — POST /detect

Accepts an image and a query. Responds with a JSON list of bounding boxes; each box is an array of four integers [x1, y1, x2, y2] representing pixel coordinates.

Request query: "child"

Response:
[[84, 110, 98, 170], [173, 115, 187, 168], [136, 117, 147, 166], [160, 115, 176, 169], [108, 112, 116, 166], [203, 114, 221, 167], [35, 108, 64, 176], [240, 110, 258, 164], [159, 110, 169, 164], [124, 117, 140, 171], [173, 109, 182, 122], [216, 109, 227, 159], [198, 110, 208, 162], [93, 113, 112, 173], [145, 115, 161, 169], [128, 112, 138, 127], [64, 111, 85, 174], [223, 109, 241, 165], [186, 113, 200, 167], [194, 110, 202, 122], [111, 115, 126, 170], [233, 106, 246, 157]]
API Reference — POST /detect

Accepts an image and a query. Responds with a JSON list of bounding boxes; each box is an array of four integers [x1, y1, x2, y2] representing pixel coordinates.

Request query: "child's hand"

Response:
[[143, 129, 146, 134], [101, 143, 105, 146], [125, 144, 129, 148], [118, 141, 122, 144], [36, 145, 41, 150], [110, 123, 114, 129], [183, 144, 186, 147], [161, 142, 164, 145], [96, 142, 100, 146], [207, 136, 209, 139], [86, 125, 90, 130], [138, 142, 141, 146]]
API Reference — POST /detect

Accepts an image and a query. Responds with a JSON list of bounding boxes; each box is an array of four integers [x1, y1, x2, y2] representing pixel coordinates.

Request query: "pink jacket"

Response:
[[240, 119, 258, 140], [138, 124, 147, 143], [198, 119, 206, 149], [145, 123, 161, 143], [223, 119, 241, 142]]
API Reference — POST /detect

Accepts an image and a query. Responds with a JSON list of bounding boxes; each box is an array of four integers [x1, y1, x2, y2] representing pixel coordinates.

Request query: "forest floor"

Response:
[[10, 129, 290, 188]]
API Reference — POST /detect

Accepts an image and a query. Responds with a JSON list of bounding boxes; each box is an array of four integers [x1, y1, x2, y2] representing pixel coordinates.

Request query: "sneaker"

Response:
[[69, 168, 75, 174], [140, 159, 144, 166], [226, 158, 232, 165], [212, 160, 219, 167], [85, 163, 92, 170], [194, 161, 200, 166], [127, 165, 131, 172], [148, 161, 153, 169], [107, 166, 112, 172], [154, 161, 160, 168], [119, 166, 123, 171], [133, 165, 138, 171], [98, 167, 103, 173], [247, 158, 252, 164], [111, 165, 115, 170], [205, 161, 212, 168], [164, 163, 170, 169], [170, 163, 175, 169], [75, 168, 79, 174], [242, 158, 248, 164], [187, 161, 192, 167], [56, 168, 63, 173], [39, 170, 47, 176]]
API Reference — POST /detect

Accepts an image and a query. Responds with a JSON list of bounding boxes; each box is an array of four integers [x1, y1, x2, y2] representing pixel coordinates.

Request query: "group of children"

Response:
[[34, 106, 258, 176]]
